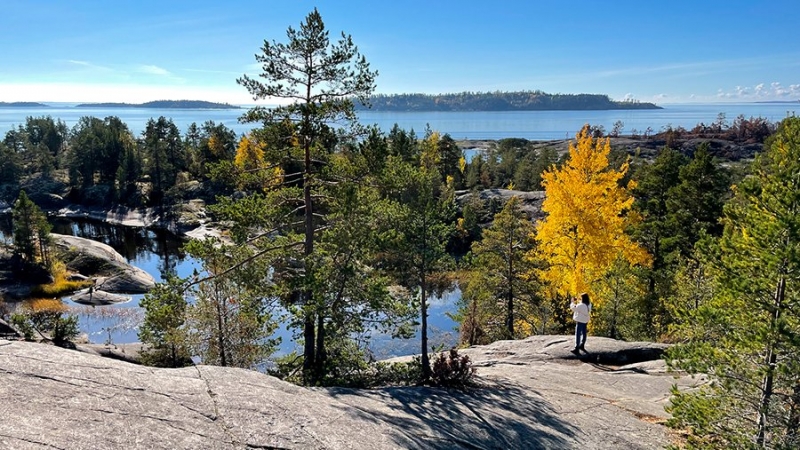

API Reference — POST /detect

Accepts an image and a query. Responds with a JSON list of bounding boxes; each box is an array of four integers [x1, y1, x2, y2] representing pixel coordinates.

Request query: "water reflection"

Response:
[[2, 215, 458, 355], [49, 218, 186, 281]]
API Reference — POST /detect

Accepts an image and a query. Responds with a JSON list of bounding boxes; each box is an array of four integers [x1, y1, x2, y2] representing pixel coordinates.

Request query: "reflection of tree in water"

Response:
[[155, 231, 180, 279], [49, 218, 186, 275], [0, 214, 12, 244]]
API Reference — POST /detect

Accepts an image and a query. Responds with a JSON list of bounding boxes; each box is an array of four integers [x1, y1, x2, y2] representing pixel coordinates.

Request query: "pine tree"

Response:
[[380, 158, 456, 382], [138, 278, 191, 368], [12, 190, 51, 266], [220, 8, 377, 383], [666, 117, 800, 448], [461, 196, 539, 342]]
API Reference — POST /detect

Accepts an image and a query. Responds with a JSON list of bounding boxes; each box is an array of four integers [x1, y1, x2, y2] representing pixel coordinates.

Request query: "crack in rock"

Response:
[[194, 365, 240, 448], [0, 433, 66, 449]]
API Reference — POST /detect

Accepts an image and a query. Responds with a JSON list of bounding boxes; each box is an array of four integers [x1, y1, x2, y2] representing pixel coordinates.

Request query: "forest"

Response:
[[1, 8, 799, 449], [357, 91, 661, 111], [74, 100, 240, 109]]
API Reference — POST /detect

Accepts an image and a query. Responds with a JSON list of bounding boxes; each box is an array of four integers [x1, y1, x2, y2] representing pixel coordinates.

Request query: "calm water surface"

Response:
[[1, 103, 797, 140], [1, 217, 455, 356]]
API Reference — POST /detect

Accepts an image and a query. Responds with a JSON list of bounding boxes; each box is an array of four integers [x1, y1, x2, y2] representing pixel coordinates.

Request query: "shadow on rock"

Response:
[[328, 381, 578, 449]]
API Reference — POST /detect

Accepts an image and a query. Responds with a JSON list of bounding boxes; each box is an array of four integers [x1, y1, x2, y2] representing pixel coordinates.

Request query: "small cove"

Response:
[[0, 216, 458, 357]]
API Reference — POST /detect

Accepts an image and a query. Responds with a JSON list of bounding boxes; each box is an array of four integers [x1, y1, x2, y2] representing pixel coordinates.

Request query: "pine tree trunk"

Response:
[[302, 134, 317, 384], [505, 237, 514, 339], [756, 276, 784, 447], [421, 281, 430, 381]]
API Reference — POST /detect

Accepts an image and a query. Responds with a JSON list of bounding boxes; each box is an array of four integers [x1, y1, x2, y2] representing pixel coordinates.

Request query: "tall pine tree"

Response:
[[667, 117, 800, 449]]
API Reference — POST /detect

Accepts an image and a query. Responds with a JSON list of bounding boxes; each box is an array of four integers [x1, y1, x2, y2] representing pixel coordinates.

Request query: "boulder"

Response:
[[0, 319, 20, 338], [51, 234, 155, 293], [0, 336, 697, 449]]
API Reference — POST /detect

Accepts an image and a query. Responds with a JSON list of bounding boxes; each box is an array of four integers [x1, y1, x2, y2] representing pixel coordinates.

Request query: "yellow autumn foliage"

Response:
[[420, 131, 441, 170], [234, 135, 265, 170], [533, 125, 650, 305], [23, 298, 68, 314]]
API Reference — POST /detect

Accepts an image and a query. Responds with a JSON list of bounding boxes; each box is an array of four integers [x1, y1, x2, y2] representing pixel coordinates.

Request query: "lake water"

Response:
[[0, 217, 457, 357], [2, 103, 798, 140]]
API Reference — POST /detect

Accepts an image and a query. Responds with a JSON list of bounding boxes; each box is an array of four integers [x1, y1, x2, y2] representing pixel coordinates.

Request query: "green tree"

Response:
[[67, 116, 136, 189], [24, 116, 67, 160], [380, 158, 456, 381], [185, 239, 279, 369], [138, 278, 191, 368], [235, 8, 376, 382], [668, 143, 730, 256], [629, 147, 688, 338], [0, 142, 22, 188], [142, 116, 185, 203], [460, 196, 538, 343], [666, 117, 800, 448], [12, 190, 51, 266]]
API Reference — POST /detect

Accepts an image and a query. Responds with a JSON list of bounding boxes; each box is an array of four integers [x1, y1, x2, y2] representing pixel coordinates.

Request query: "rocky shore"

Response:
[[0, 335, 695, 449]]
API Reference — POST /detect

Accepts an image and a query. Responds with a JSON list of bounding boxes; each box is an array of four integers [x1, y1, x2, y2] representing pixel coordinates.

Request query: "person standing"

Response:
[[570, 292, 592, 354]]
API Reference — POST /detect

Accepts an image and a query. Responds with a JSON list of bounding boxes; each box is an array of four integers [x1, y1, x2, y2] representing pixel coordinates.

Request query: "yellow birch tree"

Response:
[[533, 125, 649, 306]]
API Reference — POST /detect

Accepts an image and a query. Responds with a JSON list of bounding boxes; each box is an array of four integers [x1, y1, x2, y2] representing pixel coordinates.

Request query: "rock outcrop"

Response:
[[51, 234, 155, 294], [456, 188, 546, 221], [0, 336, 698, 449]]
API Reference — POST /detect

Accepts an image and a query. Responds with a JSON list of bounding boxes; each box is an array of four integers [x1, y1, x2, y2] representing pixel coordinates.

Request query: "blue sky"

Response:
[[1, 0, 798, 104]]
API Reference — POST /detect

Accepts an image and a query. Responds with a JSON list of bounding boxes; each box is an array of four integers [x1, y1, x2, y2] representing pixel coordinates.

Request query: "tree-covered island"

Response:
[[74, 100, 240, 109], [356, 91, 661, 111]]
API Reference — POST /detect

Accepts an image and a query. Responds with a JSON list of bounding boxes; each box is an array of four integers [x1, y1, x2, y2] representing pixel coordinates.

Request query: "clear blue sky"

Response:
[[2, 0, 798, 104]]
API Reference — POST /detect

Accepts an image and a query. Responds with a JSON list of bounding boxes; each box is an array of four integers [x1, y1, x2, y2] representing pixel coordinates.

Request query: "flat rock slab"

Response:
[[0, 337, 698, 449], [70, 288, 132, 305]]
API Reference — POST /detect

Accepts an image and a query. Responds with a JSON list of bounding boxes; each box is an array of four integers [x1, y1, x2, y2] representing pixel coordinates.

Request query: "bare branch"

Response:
[[185, 240, 305, 289]]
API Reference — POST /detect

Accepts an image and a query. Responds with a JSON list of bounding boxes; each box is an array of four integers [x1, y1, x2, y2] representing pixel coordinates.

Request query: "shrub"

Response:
[[430, 348, 476, 388], [31, 259, 93, 297], [14, 298, 79, 346]]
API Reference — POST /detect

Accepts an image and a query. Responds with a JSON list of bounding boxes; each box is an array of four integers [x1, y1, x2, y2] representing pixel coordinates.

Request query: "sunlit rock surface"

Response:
[[0, 336, 697, 449]]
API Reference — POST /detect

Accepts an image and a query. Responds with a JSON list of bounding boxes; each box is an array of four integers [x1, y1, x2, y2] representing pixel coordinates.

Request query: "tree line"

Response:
[[0, 114, 238, 206], [357, 91, 661, 111]]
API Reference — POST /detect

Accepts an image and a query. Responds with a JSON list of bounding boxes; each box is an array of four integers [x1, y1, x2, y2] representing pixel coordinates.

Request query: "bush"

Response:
[[10, 313, 35, 340], [430, 348, 476, 388], [370, 358, 423, 387], [13, 299, 79, 346], [31, 259, 93, 297]]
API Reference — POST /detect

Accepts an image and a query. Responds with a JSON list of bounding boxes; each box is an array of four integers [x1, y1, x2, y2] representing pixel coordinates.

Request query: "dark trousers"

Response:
[[575, 322, 588, 349]]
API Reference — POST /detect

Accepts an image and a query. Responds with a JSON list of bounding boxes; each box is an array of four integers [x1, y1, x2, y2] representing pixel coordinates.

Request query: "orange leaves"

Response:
[[23, 298, 68, 314], [534, 125, 650, 303]]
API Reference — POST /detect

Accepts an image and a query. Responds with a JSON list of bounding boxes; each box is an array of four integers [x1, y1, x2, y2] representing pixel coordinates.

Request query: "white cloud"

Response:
[[138, 65, 172, 76], [64, 60, 113, 71], [714, 82, 800, 101]]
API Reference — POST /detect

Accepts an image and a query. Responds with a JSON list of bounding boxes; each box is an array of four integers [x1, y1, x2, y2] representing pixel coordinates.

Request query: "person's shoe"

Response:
[[578, 344, 586, 352], [570, 348, 580, 355]]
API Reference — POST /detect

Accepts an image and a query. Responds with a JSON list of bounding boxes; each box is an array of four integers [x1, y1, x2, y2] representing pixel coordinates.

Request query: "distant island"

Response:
[[75, 100, 240, 109], [356, 90, 661, 112], [0, 101, 49, 108]]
